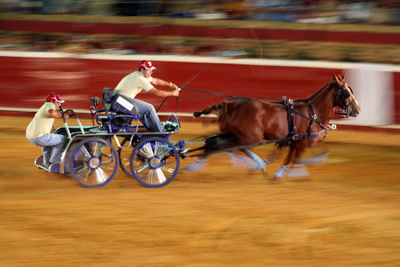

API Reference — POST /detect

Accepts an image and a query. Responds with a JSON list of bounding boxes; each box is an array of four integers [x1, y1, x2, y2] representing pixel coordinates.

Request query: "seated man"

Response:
[[112, 60, 180, 132], [26, 92, 70, 169]]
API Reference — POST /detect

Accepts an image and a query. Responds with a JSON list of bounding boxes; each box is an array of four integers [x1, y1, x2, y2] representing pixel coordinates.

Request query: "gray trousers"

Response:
[[28, 133, 66, 166], [113, 96, 164, 132]]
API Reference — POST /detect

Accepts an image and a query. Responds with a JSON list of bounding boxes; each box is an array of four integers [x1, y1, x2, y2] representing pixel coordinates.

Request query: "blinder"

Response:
[[334, 82, 355, 116], [336, 83, 353, 102], [341, 88, 351, 99]]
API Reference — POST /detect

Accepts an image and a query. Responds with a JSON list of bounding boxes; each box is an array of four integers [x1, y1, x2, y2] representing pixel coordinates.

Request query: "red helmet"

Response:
[[46, 92, 64, 103], [138, 60, 156, 71]]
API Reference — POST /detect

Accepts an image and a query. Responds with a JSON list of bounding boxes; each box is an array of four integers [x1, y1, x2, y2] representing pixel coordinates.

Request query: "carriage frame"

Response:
[[35, 88, 186, 188]]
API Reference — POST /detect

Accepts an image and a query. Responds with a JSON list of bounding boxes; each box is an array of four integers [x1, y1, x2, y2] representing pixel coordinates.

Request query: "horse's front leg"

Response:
[[286, 142, 310, 178], [274, 145, 295, 178]]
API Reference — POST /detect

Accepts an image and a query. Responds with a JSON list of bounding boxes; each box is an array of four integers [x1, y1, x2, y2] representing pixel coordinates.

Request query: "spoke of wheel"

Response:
[[94, 142, 105, 157], [155, 168, 167, 183], [80, 145, 92, 158], [95, 168, 108, 183], [75, 163, 89, 176], [139, 143, 154, 159], [154, 141, 160, 155], [85, 169, 93, 180], [76, 165, 92, 181], [137, 163, 149, 174], [155, 141, 168, 158], [144, 169, 153, 182]]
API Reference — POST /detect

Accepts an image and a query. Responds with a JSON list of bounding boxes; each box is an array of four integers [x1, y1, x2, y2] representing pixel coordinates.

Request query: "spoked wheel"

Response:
[[69, 138, 118, 188], [130, 137, 179, 188]]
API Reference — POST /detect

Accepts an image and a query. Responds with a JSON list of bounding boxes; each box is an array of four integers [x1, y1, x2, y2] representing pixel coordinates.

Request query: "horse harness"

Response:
[[281, 97, 327, 141], [335, 83, 356, 118]]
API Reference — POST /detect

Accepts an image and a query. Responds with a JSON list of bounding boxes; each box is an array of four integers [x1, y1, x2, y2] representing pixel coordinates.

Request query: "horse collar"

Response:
[[305, 99, 327, 136], [285, 97, 296, 137]]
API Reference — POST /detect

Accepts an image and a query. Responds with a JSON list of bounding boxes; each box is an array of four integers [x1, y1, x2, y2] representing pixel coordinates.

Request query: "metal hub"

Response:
[[88, 157, 101, 169], [149, 157, 161, 169]]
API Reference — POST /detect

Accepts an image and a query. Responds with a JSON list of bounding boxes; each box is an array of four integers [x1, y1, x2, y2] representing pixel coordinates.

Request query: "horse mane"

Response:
[[305, 80, 336, 103], [265, 80, 337, 108]]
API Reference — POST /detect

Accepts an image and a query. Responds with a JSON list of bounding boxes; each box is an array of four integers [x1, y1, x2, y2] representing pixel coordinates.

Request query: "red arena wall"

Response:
[[1, 53, 399, 124]]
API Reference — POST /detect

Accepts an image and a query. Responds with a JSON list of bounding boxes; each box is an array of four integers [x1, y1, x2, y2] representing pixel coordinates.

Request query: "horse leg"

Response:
[[241, 148, 267, 173], [274, 145, 296, 178], [286, 142, 310, 177], [228, 151, 254, 169], [300, 142, 330, 166], [184, 156, 209, 172]]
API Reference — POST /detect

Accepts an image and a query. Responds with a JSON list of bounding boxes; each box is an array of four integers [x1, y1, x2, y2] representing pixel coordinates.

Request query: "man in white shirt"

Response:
[[26, 92, 69, 169], [112, 60, 180, 132]]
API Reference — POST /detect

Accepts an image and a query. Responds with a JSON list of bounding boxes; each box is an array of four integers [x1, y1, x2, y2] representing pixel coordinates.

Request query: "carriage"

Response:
[[35, 87, 187, 188], [34, 74, 360, 186]]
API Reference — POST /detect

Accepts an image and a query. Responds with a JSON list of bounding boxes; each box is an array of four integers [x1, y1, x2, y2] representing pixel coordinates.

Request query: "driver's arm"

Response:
[[151, 78, 179, 90], [148, 87, 179, 97], [48, 109, 69, 119]]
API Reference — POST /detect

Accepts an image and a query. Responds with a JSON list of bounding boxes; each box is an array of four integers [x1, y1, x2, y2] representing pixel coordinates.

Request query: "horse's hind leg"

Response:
[[241, 149, 267, 174]]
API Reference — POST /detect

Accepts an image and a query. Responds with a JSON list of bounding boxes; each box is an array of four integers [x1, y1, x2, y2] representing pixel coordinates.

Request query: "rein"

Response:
[[181, 87, 249, 100]]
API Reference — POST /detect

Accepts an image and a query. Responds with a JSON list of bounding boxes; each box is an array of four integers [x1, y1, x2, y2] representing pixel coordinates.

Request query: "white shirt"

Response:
[[113, 71, 154, 99], [26, 102, 56, 139]]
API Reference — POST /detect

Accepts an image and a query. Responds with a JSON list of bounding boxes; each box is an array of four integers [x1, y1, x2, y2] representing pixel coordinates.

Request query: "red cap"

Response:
[[46, 92, 64, 103], [139, 60, 156, 71]]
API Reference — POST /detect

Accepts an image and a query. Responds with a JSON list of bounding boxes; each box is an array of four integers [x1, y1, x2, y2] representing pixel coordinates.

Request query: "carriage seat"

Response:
[[54, 126, 100, 137], [102, 87, 113, 112], [111, 94, 139, 116], [97, 87, 141, 131]]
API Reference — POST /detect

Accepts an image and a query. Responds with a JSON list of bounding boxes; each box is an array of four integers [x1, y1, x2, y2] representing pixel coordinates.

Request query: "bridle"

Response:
[[282, 80, 357, 140], [334, 82, 356, 118]]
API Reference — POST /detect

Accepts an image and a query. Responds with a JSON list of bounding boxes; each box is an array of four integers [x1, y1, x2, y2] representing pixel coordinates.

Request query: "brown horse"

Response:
[[187, 74, 360, 178]]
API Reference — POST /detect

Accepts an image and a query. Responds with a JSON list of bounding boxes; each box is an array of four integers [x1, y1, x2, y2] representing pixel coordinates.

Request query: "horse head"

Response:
[[332, 74, 360, 117]]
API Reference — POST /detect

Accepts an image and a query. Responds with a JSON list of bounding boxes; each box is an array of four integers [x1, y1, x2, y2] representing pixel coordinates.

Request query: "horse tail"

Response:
[[193, 102, 227, 118]]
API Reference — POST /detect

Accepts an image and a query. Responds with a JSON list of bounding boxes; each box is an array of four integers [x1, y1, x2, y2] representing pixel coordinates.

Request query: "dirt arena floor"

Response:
[[1, 116, 399, 266]]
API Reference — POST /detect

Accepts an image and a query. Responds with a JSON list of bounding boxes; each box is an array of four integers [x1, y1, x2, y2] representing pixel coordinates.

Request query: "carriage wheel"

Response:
[[130, 137, 179, 188], [69, 139, 118, 188]]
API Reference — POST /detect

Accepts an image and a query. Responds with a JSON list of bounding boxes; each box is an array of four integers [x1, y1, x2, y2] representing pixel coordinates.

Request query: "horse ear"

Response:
[[333, 73, 344, 85], [333, 73, 340, 83]]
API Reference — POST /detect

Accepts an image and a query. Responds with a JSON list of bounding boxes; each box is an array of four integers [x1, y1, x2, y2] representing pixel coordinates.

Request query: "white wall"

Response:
[[346, 65, 394, 125]]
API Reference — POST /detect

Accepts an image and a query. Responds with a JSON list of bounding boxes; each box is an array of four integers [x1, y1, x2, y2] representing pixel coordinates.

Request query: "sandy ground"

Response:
[[0, 116, 399, 267]]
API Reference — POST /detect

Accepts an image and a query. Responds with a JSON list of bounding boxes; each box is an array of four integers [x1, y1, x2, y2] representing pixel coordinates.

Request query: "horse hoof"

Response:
[[254, 163, 265, 170], [274, 165, 288, 179]]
